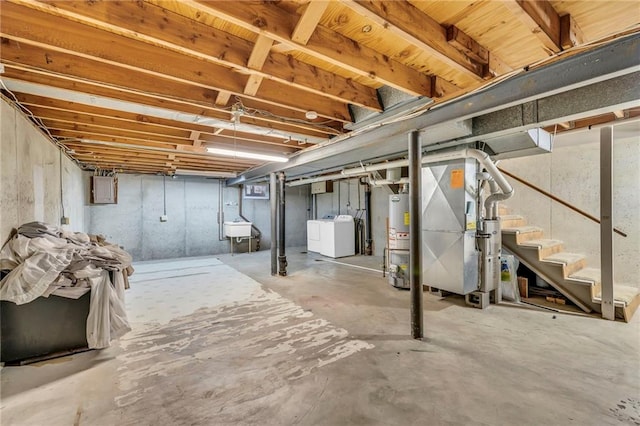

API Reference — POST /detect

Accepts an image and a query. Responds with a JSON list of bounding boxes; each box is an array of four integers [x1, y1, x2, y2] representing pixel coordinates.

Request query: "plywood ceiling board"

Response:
[[409, 1, 480, 26], [551, 1, 640, 41], [322, 2, 478, 89], [453, 3, 550, 68]]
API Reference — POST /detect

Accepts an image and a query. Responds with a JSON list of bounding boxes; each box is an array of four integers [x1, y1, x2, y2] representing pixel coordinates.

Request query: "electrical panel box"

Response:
[[311, 180, 333, 194], [91, 176, 117, 204]]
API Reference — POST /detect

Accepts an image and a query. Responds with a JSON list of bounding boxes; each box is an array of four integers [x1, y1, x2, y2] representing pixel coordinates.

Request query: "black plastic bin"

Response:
[[0, 292, 90, 364]]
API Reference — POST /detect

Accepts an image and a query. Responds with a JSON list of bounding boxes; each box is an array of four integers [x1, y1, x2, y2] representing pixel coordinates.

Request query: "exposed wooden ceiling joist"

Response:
[[2, 68, 336, 140], [340, 0, 490, 80], [1, 0, 636, 177], [503, 0, 583, 54], [291, 1, 330, 45], [183, 0, 435, 97], [6, 0, 381, 112], [0, 11, 353, 123]]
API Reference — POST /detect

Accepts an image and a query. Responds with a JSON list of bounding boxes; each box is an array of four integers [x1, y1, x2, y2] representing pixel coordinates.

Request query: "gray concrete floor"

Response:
[[1, 249, 639, 425]]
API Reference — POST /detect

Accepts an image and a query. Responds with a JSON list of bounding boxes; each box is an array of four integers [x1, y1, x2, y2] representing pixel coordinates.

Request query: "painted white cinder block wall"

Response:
[[0, 97, 87, 245], [500, 123, 640, 286]]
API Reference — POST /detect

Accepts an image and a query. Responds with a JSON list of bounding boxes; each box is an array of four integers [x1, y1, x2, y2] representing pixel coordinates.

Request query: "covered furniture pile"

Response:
[[0, 222, 133, 355]]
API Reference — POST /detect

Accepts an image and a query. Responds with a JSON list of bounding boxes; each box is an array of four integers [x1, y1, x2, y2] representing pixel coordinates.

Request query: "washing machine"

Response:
[[306, 215, 355, 258]]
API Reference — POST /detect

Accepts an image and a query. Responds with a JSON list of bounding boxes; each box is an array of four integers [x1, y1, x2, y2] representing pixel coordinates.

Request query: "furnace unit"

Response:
[[422, 158, 479, 295]]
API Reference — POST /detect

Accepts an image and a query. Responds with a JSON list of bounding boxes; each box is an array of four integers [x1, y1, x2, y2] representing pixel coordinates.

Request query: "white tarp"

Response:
[[0, 222, 133, 349]]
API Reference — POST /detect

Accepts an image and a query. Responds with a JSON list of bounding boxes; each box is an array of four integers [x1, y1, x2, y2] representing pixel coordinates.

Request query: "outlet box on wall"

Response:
[[61, 216, 70, 225], [160, 215, 168, 222]]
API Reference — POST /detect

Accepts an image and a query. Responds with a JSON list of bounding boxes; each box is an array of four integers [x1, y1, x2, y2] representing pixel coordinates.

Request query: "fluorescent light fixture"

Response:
[[174, 169, 237, 178], [206, 147, 289, 163]]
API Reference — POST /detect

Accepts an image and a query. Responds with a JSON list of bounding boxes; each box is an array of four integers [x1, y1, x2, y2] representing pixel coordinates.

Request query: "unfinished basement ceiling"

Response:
[[0, 1, 638, 176]]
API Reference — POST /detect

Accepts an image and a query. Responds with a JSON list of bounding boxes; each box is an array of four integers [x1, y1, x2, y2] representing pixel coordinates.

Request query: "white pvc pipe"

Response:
[[341, 158, 409, 176], [369, 177, 410, 187], [287, 172, 354, 187], [288, 148, 513, 218]]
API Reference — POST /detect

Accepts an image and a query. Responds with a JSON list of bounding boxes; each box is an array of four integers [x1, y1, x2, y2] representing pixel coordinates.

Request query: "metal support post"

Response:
[[270, 172, 277, 276], [364, 183, 373, 255], [278, 171, 288, 276], [600, 127, 615, 320], [408, 130, 424, 339]]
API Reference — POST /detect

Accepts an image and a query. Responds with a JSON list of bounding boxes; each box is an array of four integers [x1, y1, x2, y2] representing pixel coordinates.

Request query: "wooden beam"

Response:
[[291, 1, 329, 45], [446, 26, 489, 64], [215, 91, 232, 107], [28, 107, 192, 140], [186, 0, 434, 97], [42, 120, 193, 145], [190, 131, 202, 147], [6, 0, 380, 111], [0, 4, 352, 121], [62, 140, 258, 164], [340, 0, 489, 80], [74, 154, 250, 170], [560, 14, 584, 50], [503, 0, 562, 53], [445, 25, 513, 77], [247, 34, 274, 70], [51, 129, 185, 150], [243, 34, 274, 96], [2, 69, 339, 142], [20, 94, 313, 150], [16, 93, 232, 137]]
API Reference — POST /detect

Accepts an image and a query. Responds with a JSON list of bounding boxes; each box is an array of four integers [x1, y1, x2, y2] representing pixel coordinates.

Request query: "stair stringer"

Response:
[[502, 233, 600, 314]]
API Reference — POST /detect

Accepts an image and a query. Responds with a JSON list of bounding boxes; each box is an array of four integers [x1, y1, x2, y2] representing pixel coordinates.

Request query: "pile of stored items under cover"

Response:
[[0, 222, 133, 350]]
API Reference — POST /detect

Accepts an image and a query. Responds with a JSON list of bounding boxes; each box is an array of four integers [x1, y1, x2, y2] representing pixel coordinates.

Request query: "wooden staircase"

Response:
[[499, 209, 640, 322]]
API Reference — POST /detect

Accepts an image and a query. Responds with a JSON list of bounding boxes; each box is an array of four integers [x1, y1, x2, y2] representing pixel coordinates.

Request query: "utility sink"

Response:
[[224, 221, 252, 237]]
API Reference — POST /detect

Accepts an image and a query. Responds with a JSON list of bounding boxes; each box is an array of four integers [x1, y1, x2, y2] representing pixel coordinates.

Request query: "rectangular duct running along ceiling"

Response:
[[485, 128, 552, 160]]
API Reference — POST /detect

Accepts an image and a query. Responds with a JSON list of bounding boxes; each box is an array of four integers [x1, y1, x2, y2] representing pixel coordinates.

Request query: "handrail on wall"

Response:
[[497, 167, 627, 238]]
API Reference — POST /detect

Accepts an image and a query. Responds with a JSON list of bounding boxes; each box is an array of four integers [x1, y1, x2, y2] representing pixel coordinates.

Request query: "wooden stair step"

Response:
[[541, 252, 586, 277], [499, 214, 526, 227], [501, 225, 544, 244], [519, 238, 564, 259], [567, 267, 601, 285], [542, 252, 585, 264], [502, 225, 542, 233], [593, 284, 640, 307]]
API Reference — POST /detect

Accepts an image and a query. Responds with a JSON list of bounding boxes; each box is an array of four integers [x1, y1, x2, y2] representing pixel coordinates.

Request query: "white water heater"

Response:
[[388, 194, 410, 289]]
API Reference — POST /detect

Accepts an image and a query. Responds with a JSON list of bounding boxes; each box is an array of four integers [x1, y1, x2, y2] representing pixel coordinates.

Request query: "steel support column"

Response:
[[364, 183, 373, 255], [409, 130, 424, 339], [600, 127, 615, 320], [278, 171, 288, 276], [270, 172, 278, 276]]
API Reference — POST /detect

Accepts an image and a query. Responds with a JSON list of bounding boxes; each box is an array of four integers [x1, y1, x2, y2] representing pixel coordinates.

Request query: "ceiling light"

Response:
[[206, 147, 289, 163], [305, 110, 318, 120]]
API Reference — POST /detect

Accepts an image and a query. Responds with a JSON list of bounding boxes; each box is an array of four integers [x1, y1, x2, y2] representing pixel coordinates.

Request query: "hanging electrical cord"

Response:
[[231, 96, 339, 132], [59, 149, 66, 220], [0, 78, 85, 166], [163, 174, 167, 218]]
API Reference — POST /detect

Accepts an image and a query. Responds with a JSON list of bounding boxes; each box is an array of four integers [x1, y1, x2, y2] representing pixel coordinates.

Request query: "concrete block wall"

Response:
[[0, 97, 87, 245], [87, 174, 310, 261], [500, 127, 639, 286]]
